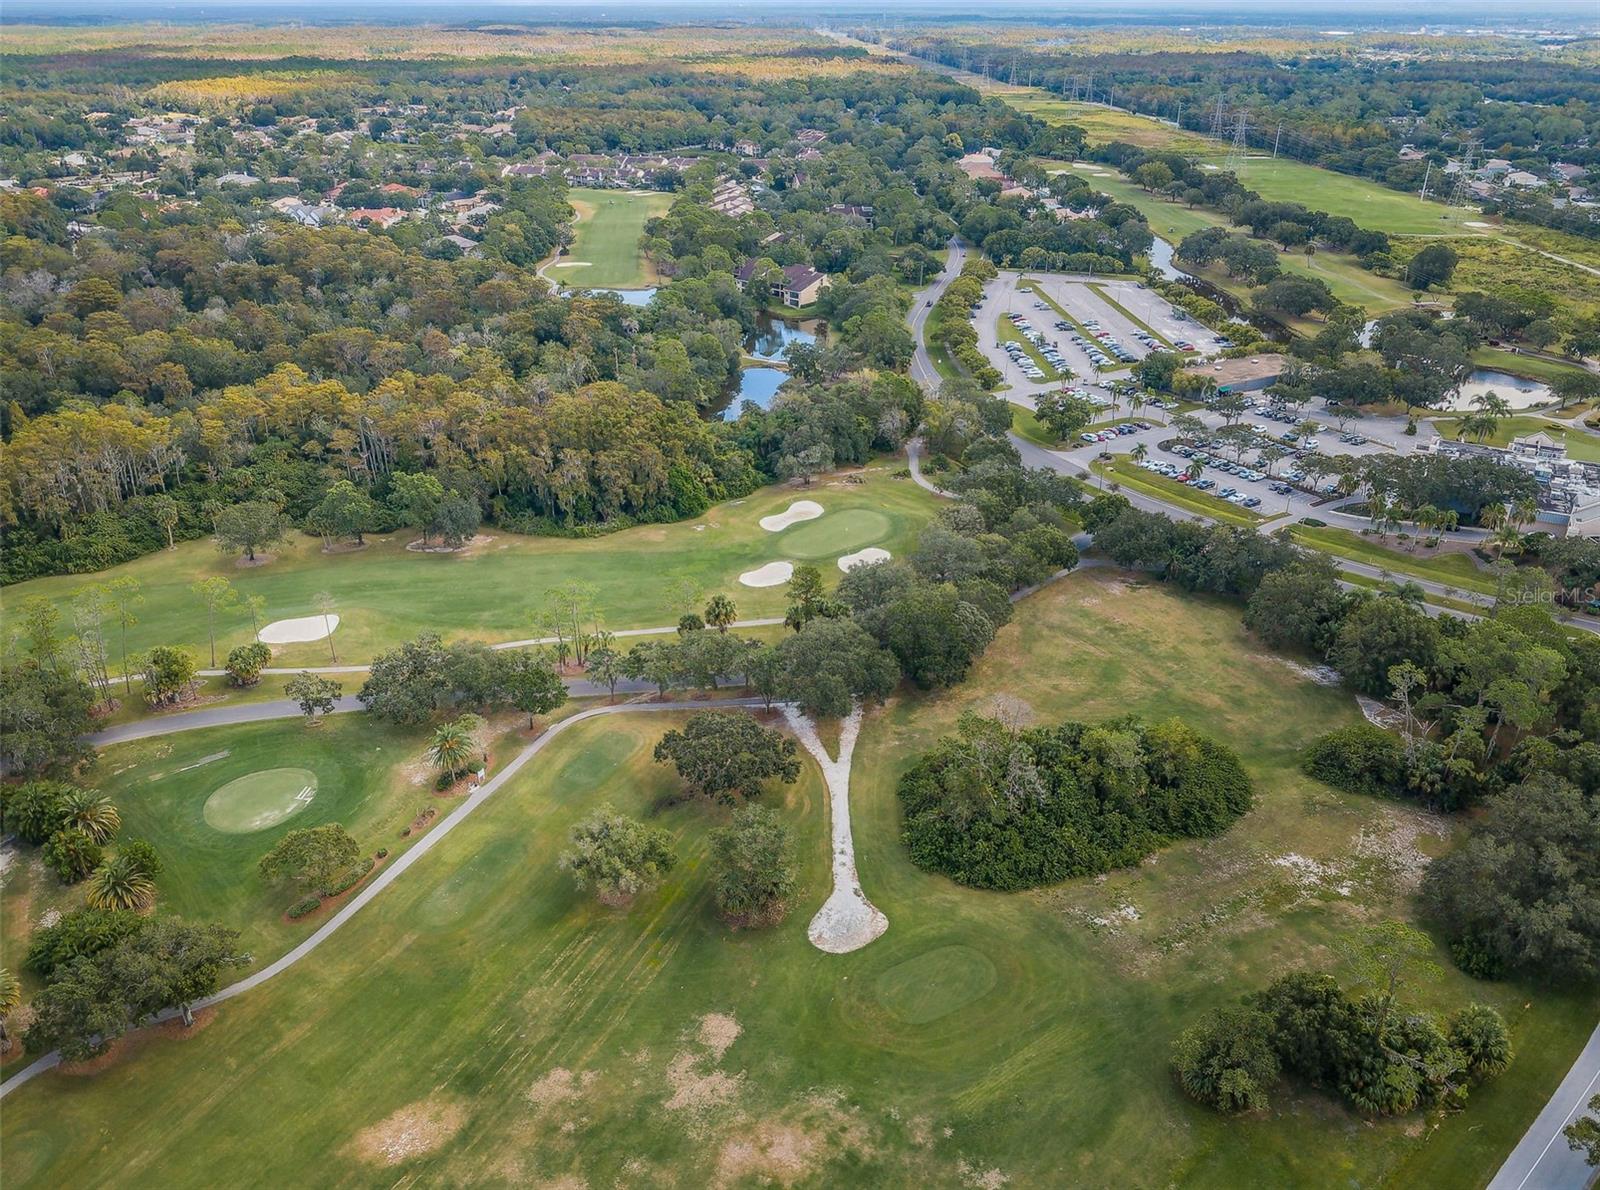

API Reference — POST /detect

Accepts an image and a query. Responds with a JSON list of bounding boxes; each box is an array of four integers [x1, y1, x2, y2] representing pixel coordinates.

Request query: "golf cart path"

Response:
[[785, 704, 888, 954], [3, 696, 767, 1100], [193, 617, 788, 679]]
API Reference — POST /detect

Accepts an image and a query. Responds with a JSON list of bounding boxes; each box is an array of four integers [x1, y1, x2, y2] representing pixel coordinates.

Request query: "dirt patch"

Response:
[[405, 534, 493, 554], [156, 1007, 217, 1039], [527, 1067, 598, 1109], [959, 1158, 1012, 1189], [318, 540, 369, 555], [1353, 805, 1442, 892], [233, 552, 278, 568], [664, 1049, 743, 1116], [1258, 655, 1342, 687], [1357, 695, 1405, 729], [713, 1091, 874, 1188], [350, 1096, 467, 1166], [697, 1013, 742, 1061], [402, 806, 439, 836]]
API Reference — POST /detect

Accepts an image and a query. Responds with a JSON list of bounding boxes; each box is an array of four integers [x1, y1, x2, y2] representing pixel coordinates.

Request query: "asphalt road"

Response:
[[1488, 1019, 1600, 1190], [908, 236, 966, 390]]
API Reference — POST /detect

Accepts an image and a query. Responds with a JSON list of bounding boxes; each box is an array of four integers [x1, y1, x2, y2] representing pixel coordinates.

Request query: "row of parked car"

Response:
[[1136, 456, 1265, 507], [1080, 419, 1156, 443], [1075, 318, 1138, 367], [1004, 313, 1070, 381]]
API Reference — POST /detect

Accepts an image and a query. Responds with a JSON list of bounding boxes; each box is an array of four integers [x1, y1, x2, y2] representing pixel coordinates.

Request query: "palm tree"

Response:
[[86, 854, 156, 911], [63, 789, 121, 844], [1131, 442, 1148, 465], [427, 719, 479, 781], [703, 593, 738, 633], [1491, 522, 1523, 559], [1511, 496, 1539, 532], [1480, 503, 1507, 532], [1473, 390, 1512, 420], [0, 967, 20, 1053], [1383, 580, 1427, 607]]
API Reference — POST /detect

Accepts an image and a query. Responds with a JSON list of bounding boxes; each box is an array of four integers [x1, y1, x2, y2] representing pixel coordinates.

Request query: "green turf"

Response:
[[1288, 524, 1497, 594], [8, 468, 937, 670], [1, 577, 1592, 1186], [1051, 167, 1426, 314], [202, 768, 319, 834], [777, 509, 893, 559], [1010, 403, 1058, 447], [1469, 347, 1593, 387], [0, 716, 446, 1004], [1428, 415, 1600, 463], [1217, 157, 1484, 236], [555, 188, 674, 289], [874, 944, 997, 1025]]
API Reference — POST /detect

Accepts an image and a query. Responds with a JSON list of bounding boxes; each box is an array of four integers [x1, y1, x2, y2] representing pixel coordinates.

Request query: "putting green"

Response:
[[874, 944, 998, 1024], [778, 508, 892, 559], [203, 768, 319, 834]]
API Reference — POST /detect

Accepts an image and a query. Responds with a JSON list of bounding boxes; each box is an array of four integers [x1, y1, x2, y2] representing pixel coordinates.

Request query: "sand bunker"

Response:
[[837, 547, 890, 572], [258, 615, 339, 644], [553, 261, 593, 267], [1464, 221, 1492, 228], [739, 561, 793, 588], [759, 500, 823, 532]]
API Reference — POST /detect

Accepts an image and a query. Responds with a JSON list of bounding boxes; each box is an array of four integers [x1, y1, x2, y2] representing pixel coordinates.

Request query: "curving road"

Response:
[[908, 237, 967, 390], [4, 695, 766, 1100]]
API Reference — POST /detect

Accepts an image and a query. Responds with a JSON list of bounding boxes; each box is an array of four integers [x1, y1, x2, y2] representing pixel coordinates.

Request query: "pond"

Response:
[[1444, 369, 1554, 412], [744, 312, 818, 361], [709, 366, 788, 421], [596, 287, 657, 307], [1145, 235, 1289, 343]]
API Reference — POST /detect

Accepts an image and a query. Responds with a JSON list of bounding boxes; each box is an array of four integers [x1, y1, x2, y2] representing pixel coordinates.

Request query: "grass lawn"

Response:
[[1427, 415, 1600, 464], [1010, 403, 1057, 447], [1393, 235, 1600, 327], [1470, 346, 1596, 387], [1215, 157, 1484, 236], [8, 468, 937, 669], [1093, 457, 1266, 527], [1003, 94, 1219, 154], [1288, 524, 1497, 594], [1065, 169, 1421, 314], [0, 713, 464, 1003], [922, 303, 966, 383], [6, 577, 1590, 1184], [554, 188, 674, 289]]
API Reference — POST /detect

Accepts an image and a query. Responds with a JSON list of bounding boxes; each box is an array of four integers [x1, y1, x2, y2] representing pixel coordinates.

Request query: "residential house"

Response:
[[736, 260, 830, 308]]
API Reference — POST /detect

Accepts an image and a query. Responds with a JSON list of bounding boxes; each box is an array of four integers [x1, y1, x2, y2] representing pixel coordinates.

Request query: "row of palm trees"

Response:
[[1455, 390, 1513, 444]]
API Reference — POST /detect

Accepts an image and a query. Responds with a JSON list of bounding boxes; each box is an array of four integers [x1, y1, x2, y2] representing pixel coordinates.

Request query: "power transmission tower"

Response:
[[1447, 140, 1480, 208], [1418, 160, 1432, 201], [1210, 95, 1227, 139], [1226, 113, 1248, 171], [1272, 122, 1283, 158], [1174, 100, 1182, 130]]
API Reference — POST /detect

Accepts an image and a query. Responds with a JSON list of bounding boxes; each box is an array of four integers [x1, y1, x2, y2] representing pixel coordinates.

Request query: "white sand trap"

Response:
[[739, 561, 793, 588], [1464, 221, 1492, 228], [553, 261, 592, 267], [785, 705, 888, 954], [258, 615, 340, 644], [759, 500, 823, 532], [837, 547, 891, 572]]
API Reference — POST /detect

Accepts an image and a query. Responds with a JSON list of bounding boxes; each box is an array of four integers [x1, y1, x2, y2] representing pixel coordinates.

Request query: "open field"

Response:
[[1056, 167, 1422, 314], [1288, 524, 1497, 594], [0, 714, 486, 1010], [1469, 347, 1595, 387], [4, 574, 1592, 1186], [556, 188, 674, 290], [1215, 157, 1485, 236], [1394, 234, 1600, 327], [1427, 415, 1600, 464], [8, 469, 936, 669], [990, 92, 1218, 154]]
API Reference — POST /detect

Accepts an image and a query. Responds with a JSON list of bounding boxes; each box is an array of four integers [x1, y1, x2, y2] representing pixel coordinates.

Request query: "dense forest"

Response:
[[0, 55, 1137, 582]]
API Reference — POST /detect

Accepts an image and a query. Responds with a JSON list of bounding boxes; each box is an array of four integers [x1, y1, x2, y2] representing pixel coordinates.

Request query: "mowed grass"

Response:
[[556, 187, 673, 289], [1, 576, 1593, 1185], [1215, 157, 1484, 236], [1063, 168, 1422, 314], [1288, 524, 1497, 594], [1002, 93, 1218, 154], [1428, 414, 1600, 464], [1470, 346, 1595, 387], [0, 715, 448, 1007], [8, 468, 936, 668]]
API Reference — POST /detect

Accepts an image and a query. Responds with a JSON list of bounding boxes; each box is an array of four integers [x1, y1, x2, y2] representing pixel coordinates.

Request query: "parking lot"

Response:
[[975, 270, 1231, 398]]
